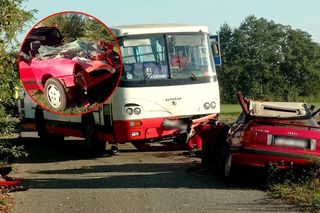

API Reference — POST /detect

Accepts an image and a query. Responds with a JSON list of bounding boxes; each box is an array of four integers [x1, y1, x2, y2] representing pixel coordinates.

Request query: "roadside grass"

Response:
[[267, 160, 320, 211], [220, 104, 241, 123], [269, 179, 320, 210], [220, 104, 242, 115]]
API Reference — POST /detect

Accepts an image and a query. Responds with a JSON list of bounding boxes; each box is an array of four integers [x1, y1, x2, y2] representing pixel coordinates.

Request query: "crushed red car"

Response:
[[223, 92, 320, 177], [19, 26, 120, 111]]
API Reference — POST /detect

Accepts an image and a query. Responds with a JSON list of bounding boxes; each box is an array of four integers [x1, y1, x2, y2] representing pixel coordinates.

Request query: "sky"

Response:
[[20, 0, 320, 42]]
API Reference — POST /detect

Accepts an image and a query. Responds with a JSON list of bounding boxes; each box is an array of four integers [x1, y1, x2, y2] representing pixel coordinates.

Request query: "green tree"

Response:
[[40, 13, 85, 43], [40, 13, 115, 43], [279, 29, 320, 100], [0, 0, 35, 116], [84, 18, 113, 41], [217, 15, 320, 103], [0, 0, 34, 164]]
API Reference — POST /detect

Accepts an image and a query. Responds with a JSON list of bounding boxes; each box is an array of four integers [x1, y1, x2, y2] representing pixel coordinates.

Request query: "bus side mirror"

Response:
[[209, 35, 222, 66], [211, 42, 220, 56]]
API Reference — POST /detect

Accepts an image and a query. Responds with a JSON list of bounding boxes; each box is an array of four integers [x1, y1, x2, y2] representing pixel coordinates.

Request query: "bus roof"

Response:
[[111, 24, 209, 37]]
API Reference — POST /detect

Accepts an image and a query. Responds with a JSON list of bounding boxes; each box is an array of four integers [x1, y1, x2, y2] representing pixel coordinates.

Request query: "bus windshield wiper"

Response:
[[140, 70, 154, 84], [183, 65, 198, 81]]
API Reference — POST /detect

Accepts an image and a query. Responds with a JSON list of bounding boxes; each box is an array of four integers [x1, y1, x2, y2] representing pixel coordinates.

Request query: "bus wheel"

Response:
[[82, 114, 105, 154], [35, 107, 46, 140], [35, 107, 64, 143]]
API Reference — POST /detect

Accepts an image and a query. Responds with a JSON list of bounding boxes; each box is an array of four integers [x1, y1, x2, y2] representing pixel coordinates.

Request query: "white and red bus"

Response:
[[19, 24, 221, 152]]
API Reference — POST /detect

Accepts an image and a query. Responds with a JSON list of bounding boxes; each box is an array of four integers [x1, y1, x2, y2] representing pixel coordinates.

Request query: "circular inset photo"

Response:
[[18, 11, 121, 115]]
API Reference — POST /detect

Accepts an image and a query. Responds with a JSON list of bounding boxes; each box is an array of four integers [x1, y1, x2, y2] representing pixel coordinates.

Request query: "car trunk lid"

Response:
[[249, 120, 320, 151]]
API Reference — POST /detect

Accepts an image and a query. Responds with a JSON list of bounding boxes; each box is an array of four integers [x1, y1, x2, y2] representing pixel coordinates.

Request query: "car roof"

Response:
[[29, 27, 60, 35], [249, 101, 311, 118], [111, 24, 209, 37]]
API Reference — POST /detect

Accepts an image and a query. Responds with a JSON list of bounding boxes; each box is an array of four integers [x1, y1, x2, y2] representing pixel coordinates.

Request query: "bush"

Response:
[[0, 119, 28, 163], [0, 140, 28, 163]]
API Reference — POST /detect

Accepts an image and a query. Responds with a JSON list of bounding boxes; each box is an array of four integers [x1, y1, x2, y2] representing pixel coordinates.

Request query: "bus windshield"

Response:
[[120, 33, 215, 82]]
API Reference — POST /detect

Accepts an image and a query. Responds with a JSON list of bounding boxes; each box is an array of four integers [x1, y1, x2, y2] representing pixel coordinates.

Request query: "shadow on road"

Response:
[[21, 161, 270, 191], [12, 133, 272, 191], [13, 134, 187, 163], [23, 176, 264, 190], [11, 136, 115, 163]]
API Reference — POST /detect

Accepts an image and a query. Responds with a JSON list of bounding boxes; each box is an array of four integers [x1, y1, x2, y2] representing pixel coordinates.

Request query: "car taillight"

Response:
[[267, 134, 273, 145], [310, 139, 316, 150]]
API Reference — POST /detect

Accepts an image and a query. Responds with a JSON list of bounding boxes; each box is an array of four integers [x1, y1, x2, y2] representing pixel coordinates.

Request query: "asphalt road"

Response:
[[11, 132, 297, 213]]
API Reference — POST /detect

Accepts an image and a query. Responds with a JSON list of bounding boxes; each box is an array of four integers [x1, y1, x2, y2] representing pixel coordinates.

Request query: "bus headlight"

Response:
[[211, 101, 216, 109], [125, 108, 133, 115], [203, 102, 210, 110], [134, 107, 141, 115]]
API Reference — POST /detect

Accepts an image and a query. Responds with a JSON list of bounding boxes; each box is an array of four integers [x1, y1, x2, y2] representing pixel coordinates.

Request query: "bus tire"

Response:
[[82, 113, 106, 154], [35, 107, 47, 140]]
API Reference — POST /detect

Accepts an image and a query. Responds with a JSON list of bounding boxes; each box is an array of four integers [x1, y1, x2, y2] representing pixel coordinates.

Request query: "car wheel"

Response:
[[44, 78, 68, 111], [201, 138, 215, 167], [224, 153, 233, 178]]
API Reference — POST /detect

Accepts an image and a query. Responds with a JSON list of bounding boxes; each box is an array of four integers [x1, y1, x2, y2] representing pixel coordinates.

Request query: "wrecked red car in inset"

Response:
[[222, 92, 320, 178], [19, 26, 121, 112]]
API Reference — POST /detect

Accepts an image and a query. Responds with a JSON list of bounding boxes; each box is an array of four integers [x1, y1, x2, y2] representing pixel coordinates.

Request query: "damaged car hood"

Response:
[[37, 39, 117, 74]]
